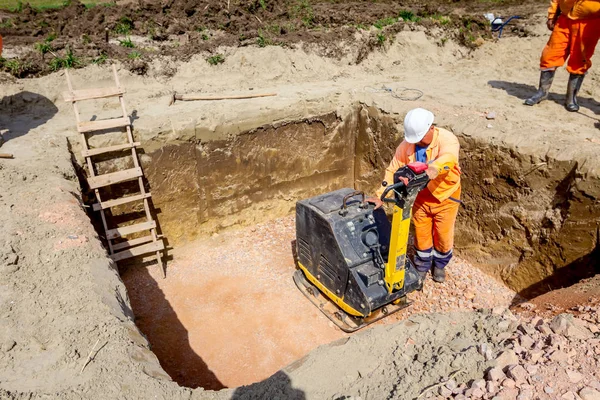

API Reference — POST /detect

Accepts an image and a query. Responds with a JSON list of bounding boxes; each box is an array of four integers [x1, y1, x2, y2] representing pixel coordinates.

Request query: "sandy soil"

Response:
[[122, 215, 516, 389], [0, 3, 599, 399]]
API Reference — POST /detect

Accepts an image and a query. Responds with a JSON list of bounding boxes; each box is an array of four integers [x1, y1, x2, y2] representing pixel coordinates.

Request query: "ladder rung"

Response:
[[110, 240, 164, 262], [87, 167, 143, 189], [82, 142, 140, 158], [112, 235, 154, 251], [78, 116, 130, 133], [63, 86, 126, 102], [92, 192, 151, 211], [106, 221, 156, 240]]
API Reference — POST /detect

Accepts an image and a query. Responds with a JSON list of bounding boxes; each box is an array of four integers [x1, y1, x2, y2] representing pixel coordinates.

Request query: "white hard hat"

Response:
[[403, 108, 434, 144]]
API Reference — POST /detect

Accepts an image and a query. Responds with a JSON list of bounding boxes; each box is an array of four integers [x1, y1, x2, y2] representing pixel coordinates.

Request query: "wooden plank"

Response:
[[87, 167, 142, 189], [63, 86, 125, 102], [82, 142, 140, 158], [106, 220, 156, 240], [78, 116, 130, 133], [110, 240, 164, 262], [112, 235, 154, 252], [92, 192, 151, 211]]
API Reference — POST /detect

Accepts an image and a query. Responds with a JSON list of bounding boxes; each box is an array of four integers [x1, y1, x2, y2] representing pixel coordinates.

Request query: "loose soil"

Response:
[[1, 2, 600, 399], [0, 0, 544, 77], [122, 215, 517, 389]]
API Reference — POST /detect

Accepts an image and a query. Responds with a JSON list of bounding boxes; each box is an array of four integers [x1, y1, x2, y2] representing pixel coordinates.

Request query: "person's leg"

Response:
[[412, 200, 434, 279], [526, 15, 571, 105], [431, 196, 461, 283], [565, 19, 600, 111]]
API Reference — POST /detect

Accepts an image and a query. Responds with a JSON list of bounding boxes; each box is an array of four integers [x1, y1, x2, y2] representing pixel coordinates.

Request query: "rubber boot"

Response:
[[565, 73, 585, 112], [524, 70, 555, 106], [432, 267, 446, 283], [417, 269, 428, 282]]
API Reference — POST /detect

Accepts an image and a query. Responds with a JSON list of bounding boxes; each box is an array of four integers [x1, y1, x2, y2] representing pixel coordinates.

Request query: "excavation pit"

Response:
[[120, 216, 518, 389], [75, 104, 600, 390]]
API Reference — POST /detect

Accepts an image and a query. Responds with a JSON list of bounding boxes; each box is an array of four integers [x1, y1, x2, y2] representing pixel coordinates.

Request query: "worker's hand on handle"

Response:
[[546, 19, 555, 31], [425, 165, 439, 180], [366, 197, 384, 210], [397, 176, 409, 186]]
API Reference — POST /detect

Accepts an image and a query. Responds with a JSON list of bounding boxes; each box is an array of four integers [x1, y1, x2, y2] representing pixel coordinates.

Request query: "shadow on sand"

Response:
[[120, 261, 225, 390], [487, 80, 600, 118], [0, 91, 59, 142]]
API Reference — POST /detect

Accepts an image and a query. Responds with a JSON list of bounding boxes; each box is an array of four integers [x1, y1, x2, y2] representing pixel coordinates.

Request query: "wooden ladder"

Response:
[[63, 65, 165, 277]]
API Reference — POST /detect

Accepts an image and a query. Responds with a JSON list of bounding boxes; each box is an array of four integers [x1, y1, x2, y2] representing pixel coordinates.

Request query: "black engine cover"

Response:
[[295, 188, 422, 317]]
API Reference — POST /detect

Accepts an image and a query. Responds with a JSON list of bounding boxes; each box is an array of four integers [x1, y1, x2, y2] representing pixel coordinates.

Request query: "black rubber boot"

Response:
[[417, 269, 428, 282], [432, 267, 446, 283], [565, 73, 585, 112], [524, 70, 556, 106]]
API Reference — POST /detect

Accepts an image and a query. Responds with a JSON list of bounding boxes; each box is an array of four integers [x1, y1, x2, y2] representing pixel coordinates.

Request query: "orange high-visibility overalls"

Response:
[[541, 0, 600, 74], [376, 127, 461, 271]]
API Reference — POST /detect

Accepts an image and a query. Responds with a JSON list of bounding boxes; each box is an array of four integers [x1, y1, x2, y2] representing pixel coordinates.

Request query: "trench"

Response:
[[73, 103, 600, 390]]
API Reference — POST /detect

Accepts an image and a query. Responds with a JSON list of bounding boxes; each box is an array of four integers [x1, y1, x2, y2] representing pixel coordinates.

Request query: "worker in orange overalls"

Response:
[[525, 0, 600, 111], [367, 108, 461, 283]]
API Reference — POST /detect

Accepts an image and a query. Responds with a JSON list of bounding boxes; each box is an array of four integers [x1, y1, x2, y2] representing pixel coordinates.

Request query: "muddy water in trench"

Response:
[[121, 216, 346, 389]]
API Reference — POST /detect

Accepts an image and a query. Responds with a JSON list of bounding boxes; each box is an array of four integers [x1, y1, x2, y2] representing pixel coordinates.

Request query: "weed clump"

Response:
[[49, 47, 80, 71], [206, 54, 225, 65], [399, 10, 420, 23], [119, 37, 135, 48], [115, 16, 134, 35]]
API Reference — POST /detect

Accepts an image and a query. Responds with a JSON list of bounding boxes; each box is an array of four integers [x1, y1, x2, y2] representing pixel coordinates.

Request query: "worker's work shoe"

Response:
[[524, 70, 556, 106], [565, 73, 585, 112], [417, 269, 428, 282], [432, 267, 446, 283]]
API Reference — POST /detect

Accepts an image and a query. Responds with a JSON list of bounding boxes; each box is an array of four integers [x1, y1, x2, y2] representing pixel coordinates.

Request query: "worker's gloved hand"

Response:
[[366, 197, 384, 210], [425, 165, 439, 180], [398, 176, 409, 186], [546, 19, 555, 31]]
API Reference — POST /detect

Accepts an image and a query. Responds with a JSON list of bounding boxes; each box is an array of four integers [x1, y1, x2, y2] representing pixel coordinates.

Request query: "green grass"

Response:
[[118, 37, 135, 48], [0, 57, 25, 76], [206, 54, 224, 65], [49, 47, 80, 71], [292, 0, 315, 28], [430, 14, 451, 25], [91, 53, 108, 64], [114, 16, 133, 35], [0, 18, 14, 28], [128, 50, 141, 59], [376, 32, 386, 45], [373, 17, 397, 29], [257, 29, 272, 47], [398, 10, 420, 23], [0, 0, 97, 11], [33, 33, 56, 55]]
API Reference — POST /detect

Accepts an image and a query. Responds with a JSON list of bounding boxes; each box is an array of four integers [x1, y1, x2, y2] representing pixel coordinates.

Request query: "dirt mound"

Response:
[[0, 0, 541, 77], [231, 309, 600, 399]]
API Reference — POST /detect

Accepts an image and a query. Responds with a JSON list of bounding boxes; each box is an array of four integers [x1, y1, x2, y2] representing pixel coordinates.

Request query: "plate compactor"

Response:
[[293, 162, 431, 332]]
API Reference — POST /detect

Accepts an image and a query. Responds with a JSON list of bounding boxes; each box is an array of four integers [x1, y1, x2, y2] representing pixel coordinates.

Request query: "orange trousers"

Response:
[[412, 187, 460, 256], [541, 15, 600, 74]]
